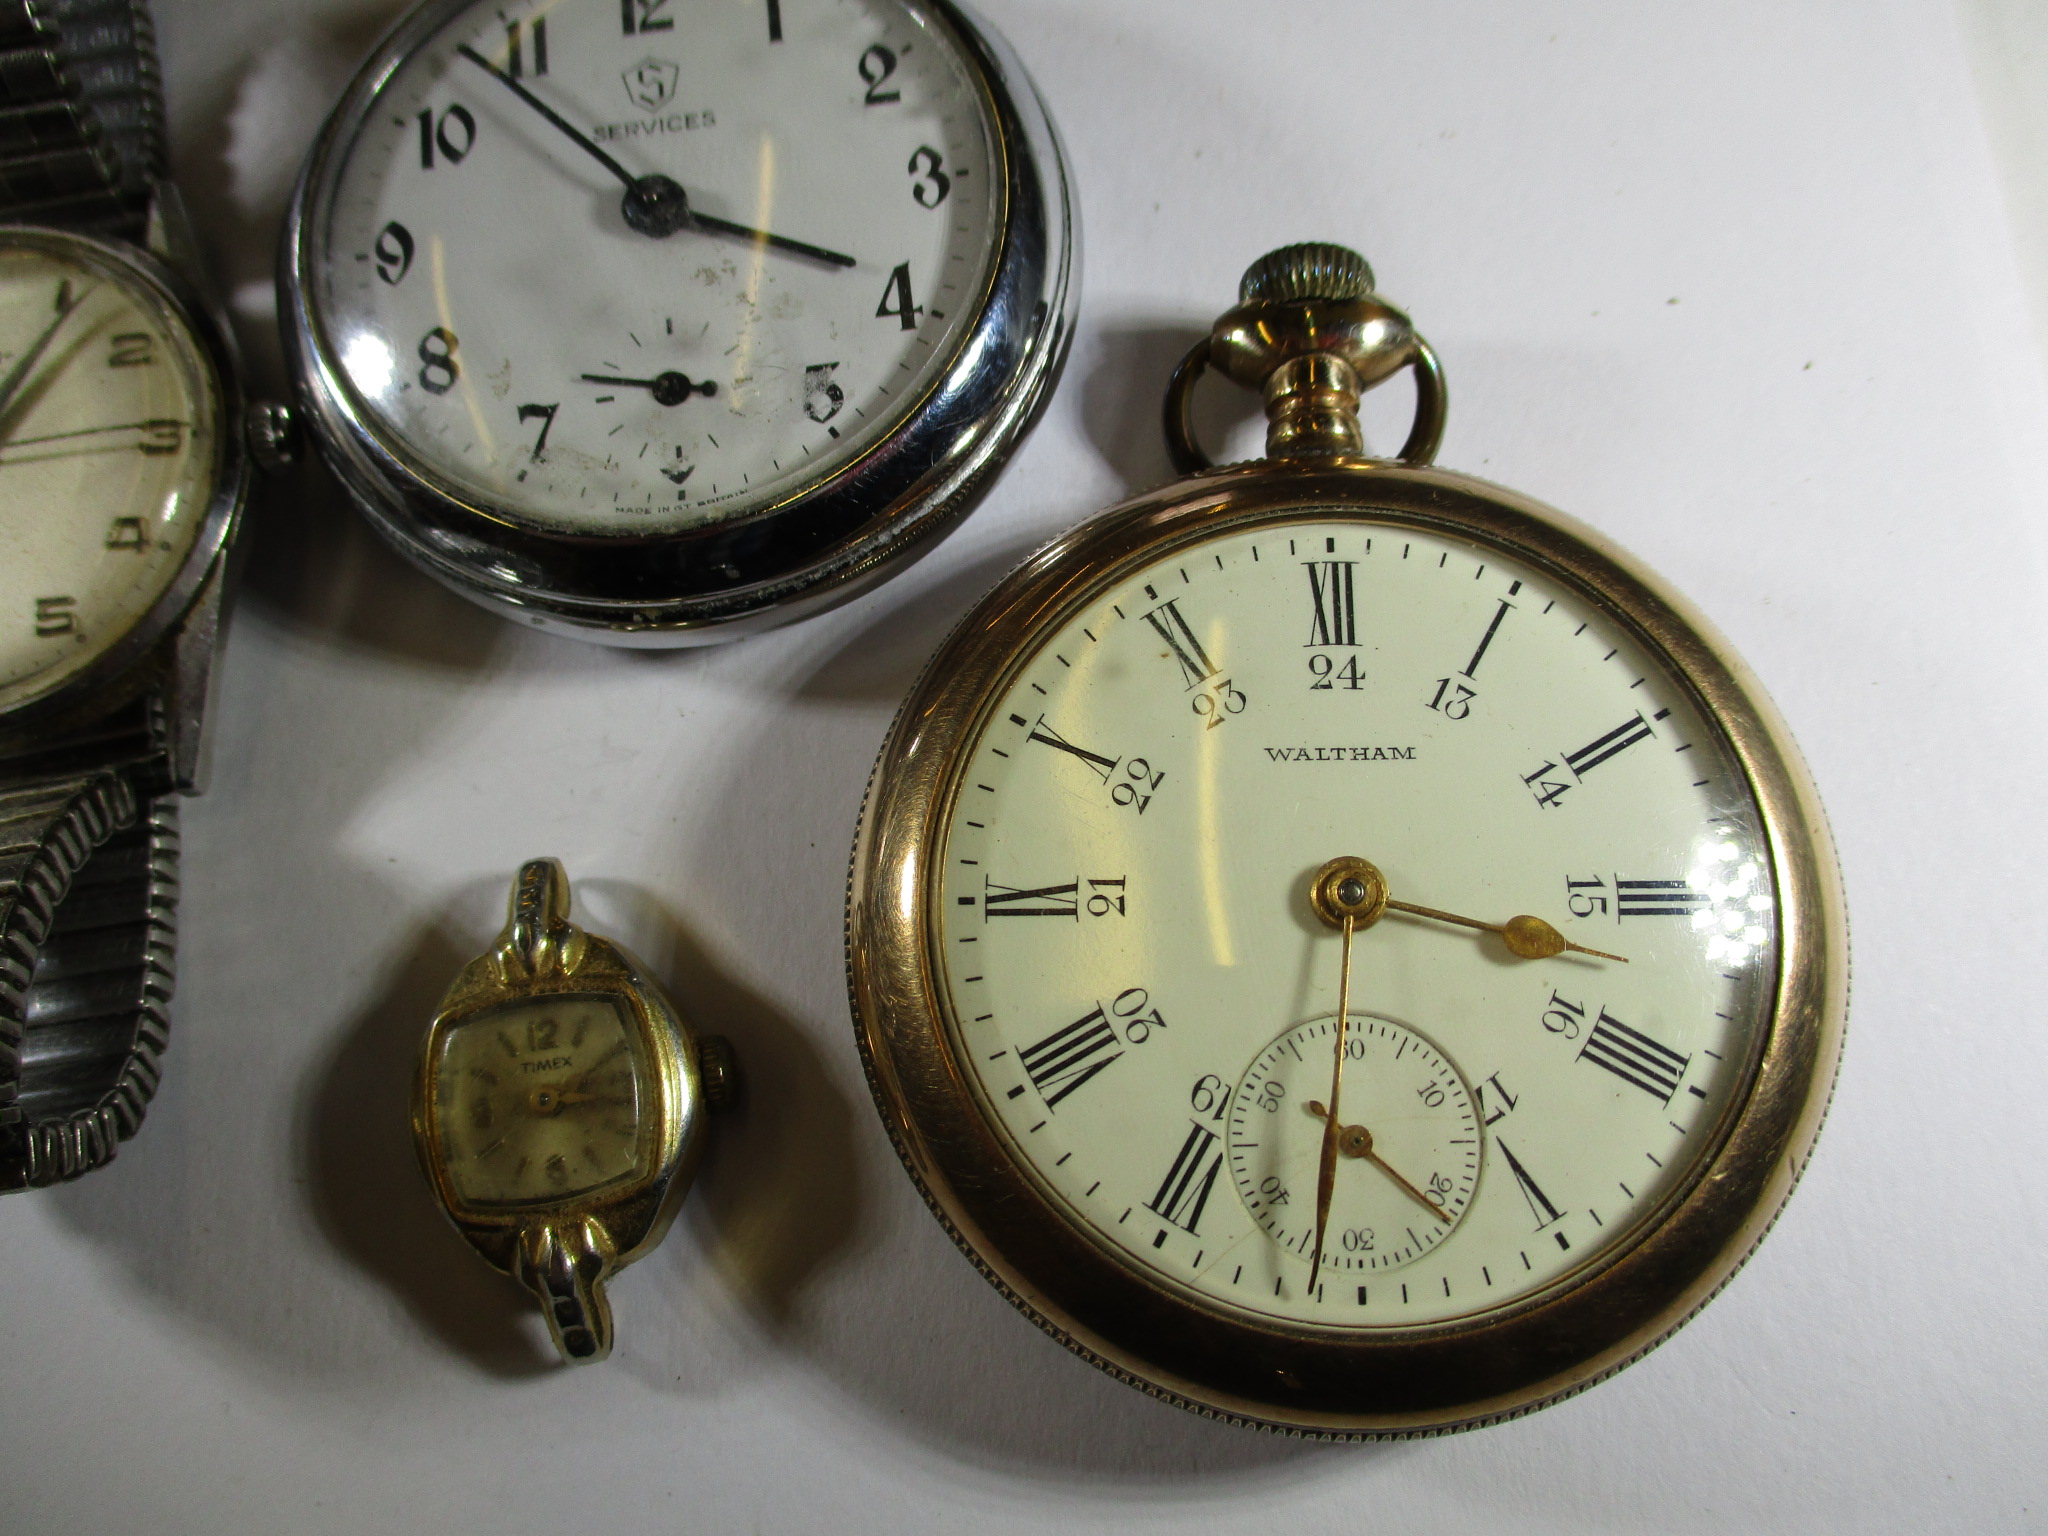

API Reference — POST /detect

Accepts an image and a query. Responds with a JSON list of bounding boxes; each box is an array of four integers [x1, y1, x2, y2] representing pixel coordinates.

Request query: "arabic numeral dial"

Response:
[[311, 0, 1001, 533], [0, 238, 214, 711]]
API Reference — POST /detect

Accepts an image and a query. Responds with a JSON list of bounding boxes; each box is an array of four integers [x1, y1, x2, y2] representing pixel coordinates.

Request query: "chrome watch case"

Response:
[[279, 0, 1077, 646]]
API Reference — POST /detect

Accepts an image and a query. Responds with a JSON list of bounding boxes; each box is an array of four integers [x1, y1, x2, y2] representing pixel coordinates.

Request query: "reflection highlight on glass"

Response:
[[1690, 838, 1773, 966]]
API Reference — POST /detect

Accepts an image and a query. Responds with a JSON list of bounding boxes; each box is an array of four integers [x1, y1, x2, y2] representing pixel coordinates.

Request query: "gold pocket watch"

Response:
[[847, 243, 1846, 1435], [414, 859, 734, 1362]]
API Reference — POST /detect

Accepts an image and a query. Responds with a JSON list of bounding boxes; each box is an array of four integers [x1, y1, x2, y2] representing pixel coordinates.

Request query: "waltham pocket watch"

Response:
[[847, 243, 1847, 1435], [283, 0, 1074, 643], [415, 859, 735, 1362]]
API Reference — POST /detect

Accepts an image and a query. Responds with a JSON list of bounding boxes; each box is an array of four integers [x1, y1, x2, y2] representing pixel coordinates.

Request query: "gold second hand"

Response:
[[1306, 1103, 1453, 1226], [1308, 912, 1356, 1284]]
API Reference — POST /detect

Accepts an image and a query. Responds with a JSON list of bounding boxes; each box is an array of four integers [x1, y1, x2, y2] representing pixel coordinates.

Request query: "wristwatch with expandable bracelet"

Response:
[[0, 0, 282, 1188]]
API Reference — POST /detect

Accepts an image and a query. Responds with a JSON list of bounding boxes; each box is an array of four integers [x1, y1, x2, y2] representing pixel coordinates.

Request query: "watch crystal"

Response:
[[0, 239, 219, 713], [433, 993, 651, 1207], [313, 0, 999, 535], [936, 518, 1777, 1328]]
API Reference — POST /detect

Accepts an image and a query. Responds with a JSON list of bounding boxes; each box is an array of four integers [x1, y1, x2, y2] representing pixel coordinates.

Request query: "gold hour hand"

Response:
[[1384, 899, 1627, 963]]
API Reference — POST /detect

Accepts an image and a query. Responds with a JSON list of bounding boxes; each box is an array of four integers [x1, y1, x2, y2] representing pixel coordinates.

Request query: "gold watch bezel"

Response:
[[846, 457, 1847, 1437]]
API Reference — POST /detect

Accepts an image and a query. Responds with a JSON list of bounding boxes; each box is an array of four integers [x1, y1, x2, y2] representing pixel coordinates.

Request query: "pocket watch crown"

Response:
[[1239, 243, 1377, 304]]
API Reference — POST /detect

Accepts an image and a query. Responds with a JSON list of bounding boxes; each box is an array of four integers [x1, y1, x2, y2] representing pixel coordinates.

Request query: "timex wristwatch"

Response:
[[0, 0, 281, 1188], [414, 859, 734, 1364]]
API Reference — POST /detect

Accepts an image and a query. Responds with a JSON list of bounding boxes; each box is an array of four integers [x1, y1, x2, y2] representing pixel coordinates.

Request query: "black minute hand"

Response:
[[453, 45, 856, 268]]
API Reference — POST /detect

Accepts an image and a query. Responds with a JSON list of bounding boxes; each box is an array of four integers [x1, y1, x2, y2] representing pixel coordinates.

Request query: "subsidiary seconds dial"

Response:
[[1229, 1017, 1480, 1276], [309, 0, 999, 531]]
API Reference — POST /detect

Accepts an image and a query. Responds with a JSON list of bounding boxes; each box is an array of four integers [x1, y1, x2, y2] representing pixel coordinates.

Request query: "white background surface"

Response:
[[3, 0, 2044, 1529]]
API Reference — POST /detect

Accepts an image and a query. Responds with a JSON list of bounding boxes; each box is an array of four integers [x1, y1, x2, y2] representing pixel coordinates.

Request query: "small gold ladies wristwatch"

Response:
[[413, 859, 734, 1363]]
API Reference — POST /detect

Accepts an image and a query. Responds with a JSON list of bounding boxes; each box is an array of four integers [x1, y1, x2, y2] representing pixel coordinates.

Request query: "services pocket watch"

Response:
[[847, 243, 1847, 1435], [282, 0, 1074, 644], [414, 859, 735, 1362]]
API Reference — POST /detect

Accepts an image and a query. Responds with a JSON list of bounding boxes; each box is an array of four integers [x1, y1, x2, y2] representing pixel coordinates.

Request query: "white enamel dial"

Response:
[[314, 0, 998, 533], [936, 517, 1777, 1328], [0, 240, 219, 714]]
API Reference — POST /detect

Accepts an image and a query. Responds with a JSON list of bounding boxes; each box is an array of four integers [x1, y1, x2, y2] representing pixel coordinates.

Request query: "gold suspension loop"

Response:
[[1163, 337, 1213, 475], [1162, 333, 1448, 474], [1400, 339, 1447, 466]]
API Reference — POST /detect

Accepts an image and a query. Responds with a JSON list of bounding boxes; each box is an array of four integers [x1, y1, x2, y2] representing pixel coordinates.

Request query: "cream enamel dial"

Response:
[[432, 993, 651, 1207], [0, 239, 219, 714], [934, 517, 1778, 1329], [312, 0, 999, 533]]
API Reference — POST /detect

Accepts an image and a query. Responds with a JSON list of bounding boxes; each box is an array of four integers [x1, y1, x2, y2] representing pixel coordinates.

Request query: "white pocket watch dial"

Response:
[[935, 520, 1778, 1328], [0, 240, 219, 714], [313, 0, 999, 534]]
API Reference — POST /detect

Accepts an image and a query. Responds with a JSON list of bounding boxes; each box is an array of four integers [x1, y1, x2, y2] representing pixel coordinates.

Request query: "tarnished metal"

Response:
[[0, 772, 175, 1189]]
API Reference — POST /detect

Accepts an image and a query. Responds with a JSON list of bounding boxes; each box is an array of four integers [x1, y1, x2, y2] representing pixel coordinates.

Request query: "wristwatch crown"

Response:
[[697, 1034, 740, 1112], [1239, 242, 1377, 304]]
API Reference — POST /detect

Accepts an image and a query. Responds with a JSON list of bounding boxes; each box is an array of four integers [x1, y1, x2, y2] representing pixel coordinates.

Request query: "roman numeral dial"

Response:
[[1303, 560, 1358, 647], [1016, 1006, 1123, 1108], [931, 519, 1776, 1331], [1141, 597, 1218, 688]]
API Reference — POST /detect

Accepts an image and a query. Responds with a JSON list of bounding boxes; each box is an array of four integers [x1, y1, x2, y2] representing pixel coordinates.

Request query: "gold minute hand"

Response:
[[1306, 910, 1352, 1285], [1384, 899, 1628, 963], [1304, 855, 1394, 1284]]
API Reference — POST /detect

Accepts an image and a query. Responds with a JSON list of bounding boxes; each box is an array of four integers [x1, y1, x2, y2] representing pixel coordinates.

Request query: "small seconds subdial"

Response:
[[433, 993, 650, 1207], [1230, 1017, 1480, 1275]]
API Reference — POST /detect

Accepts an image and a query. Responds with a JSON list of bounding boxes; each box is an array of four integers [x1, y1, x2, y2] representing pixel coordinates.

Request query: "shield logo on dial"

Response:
[[622, 58, 679, 110]]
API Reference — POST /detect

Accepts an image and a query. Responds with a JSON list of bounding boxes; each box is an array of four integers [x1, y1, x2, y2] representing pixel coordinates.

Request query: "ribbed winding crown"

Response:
[[1238, 243, 1377, 304]]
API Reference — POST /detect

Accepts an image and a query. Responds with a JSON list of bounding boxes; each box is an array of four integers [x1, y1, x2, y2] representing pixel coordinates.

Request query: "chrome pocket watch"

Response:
[[282, 0, 1074, 644], [847, 243, 1847, 1435], [414, 860, 734, 1362]]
